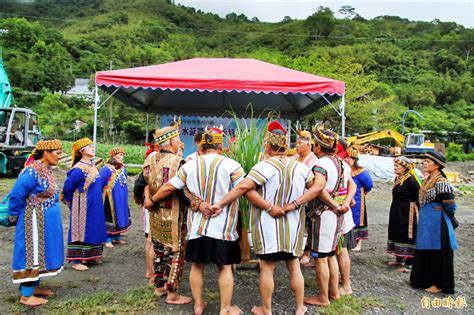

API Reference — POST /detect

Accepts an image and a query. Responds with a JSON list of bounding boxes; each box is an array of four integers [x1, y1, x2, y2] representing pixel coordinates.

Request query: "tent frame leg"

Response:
[[93, 85, 99, 152]]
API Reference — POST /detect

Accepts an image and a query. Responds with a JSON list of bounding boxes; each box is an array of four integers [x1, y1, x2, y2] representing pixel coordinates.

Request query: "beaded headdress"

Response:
[[72, 137, 93, 158], [109, 147, 125, 157], [312, 125, 338, 150], [201, 125, 224, 145], [264, 121, 288, 149], [348, 147, 359, 160]]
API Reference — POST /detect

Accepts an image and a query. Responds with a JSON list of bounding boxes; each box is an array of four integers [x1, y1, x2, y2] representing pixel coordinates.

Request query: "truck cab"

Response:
[[0, 108, 41, 174], [404, 133, 435, 154]]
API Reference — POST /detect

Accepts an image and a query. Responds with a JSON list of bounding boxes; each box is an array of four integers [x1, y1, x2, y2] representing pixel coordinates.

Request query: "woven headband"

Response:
[[425, 154, 446, 168], [201, 132, 223, 145], [312, 126, 338, 150], [72, 137, 93, 157], [265, 132, 288, 149], [109, 147, 125, 157], [348, 147, 359, 160], [154, 128, 179, 145], [36, 139, 62, 151]]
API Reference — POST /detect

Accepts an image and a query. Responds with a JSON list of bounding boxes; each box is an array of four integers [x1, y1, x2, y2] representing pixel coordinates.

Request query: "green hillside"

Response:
[[0, 0, 472, 145]]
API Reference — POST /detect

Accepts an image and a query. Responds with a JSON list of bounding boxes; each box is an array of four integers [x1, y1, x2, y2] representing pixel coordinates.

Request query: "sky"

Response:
[[175, 1, 474, 28]]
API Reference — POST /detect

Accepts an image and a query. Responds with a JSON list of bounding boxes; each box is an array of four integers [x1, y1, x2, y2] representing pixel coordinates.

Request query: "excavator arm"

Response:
[[346, 130, 405, 148]]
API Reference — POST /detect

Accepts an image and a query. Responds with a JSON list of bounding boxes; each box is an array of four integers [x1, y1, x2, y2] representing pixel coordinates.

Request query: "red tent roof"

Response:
[[96, 58, 344, 95], [95, 58, 344, 118]]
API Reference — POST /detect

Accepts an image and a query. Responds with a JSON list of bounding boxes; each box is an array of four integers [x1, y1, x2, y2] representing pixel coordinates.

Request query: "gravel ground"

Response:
[[0, 164, 472, 314]]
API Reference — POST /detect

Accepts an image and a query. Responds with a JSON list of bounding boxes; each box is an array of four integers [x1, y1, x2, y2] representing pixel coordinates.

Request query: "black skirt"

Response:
[[410, 217, 455, 294], [257, 252, 298, 262], [185, 236, 241, 265]]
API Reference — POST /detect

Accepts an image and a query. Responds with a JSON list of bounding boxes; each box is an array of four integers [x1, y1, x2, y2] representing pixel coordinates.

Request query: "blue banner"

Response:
[[160, 115, 288, 157]]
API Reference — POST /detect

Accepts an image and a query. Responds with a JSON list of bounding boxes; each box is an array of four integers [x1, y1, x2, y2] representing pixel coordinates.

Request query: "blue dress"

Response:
[[410, 173, 457, 293], [8, 161, 63, 283], [100, 164, 131, 236], [351, 169, 373, 241], [62, 161, 107, 261]]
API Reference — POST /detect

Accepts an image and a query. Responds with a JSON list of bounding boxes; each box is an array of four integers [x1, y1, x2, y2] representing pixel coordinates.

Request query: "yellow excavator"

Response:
[[346, 130, 439, 156]]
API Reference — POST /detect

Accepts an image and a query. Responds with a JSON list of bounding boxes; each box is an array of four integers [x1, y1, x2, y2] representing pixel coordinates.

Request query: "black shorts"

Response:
[[310, 250, 335, 259], [257, 252, 298, 262], [342, 230, 356, 250], [185, 236, 241, 266]]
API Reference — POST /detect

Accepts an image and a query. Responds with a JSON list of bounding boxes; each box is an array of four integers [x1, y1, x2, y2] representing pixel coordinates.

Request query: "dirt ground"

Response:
[[0, 163, 473, 314]]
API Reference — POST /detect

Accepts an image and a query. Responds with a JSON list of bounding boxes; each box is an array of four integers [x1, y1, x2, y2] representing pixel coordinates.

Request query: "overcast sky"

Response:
[[175, 1, 473, 28]]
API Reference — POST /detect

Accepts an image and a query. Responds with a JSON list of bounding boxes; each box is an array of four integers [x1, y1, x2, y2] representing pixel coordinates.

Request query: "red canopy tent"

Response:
[[94, 58, 345, 144]]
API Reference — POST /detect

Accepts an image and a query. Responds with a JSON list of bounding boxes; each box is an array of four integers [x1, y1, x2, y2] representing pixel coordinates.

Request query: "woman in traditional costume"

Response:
[[8, 140, 64, 306], [101, 147, 131, 248], [62, 138, 107, 271], [347, 148, 373, 251], [387, 156, 421, 272], [410, 152, 457, 294]]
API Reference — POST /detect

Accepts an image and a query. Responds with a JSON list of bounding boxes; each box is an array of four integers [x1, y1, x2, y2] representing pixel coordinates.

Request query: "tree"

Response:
[[304, 7, 336, 38], [339, 6, 359, 20]]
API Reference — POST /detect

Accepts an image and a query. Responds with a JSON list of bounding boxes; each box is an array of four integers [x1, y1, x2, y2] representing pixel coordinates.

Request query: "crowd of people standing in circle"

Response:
[[3, 121, 458, 314]]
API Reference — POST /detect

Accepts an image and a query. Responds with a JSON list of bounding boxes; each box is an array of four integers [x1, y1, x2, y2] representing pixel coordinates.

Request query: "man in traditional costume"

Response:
[[101, 147, 131, 248], [213, 122, 341, 315], [8, 139, 64, 306], [139, 124, 192, 304], [147, 126, 244, 315], [296, 126, 356, 306], [62, 138, 108, 271]]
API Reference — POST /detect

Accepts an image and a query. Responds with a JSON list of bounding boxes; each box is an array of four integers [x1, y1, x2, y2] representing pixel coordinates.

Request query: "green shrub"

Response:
[[446, 143, 474, 161]]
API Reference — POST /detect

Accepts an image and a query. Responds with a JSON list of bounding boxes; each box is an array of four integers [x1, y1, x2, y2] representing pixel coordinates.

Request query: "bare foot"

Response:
[[251, 306, 270, 315], [397, 266, 411, 273], [295, 305, 308, 315], [304, 295, 330, 306], [387, 261, 401, 267], [105, 242, 114, 248], [33, 287, 54, 297], [71, 263, 89, 271], [425, 286, 442, 294], [20, 295, 48, 307], [154, 287, 167, 297], [194, 302, 208, 315], [339, 286, 353, 295], [221, 305, 243, 315], [329, 292, 340, 300], [166, 292, 192, 305], [148, 277, 155, 287], [352, 245, 361, 252], [144, 272, 153, 279], [113, 240, 127, 245]]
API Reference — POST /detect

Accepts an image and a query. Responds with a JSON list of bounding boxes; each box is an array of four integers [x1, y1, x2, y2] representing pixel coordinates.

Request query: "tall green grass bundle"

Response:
[[225, 106, 278, 229]]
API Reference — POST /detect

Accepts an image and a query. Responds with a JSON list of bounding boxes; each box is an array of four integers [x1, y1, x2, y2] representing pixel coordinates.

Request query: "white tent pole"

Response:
[[145, 113, 149, 143], [340, 94, 346, 138], [93, 85, 99, 151], [287, 119, 291, 147]]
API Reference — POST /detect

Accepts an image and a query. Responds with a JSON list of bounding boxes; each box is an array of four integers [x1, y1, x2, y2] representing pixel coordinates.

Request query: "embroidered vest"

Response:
[[147, 153, 184, 250]]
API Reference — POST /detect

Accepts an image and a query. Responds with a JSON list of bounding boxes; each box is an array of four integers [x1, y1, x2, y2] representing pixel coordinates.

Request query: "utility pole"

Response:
[[108, 61, 113, 142]]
